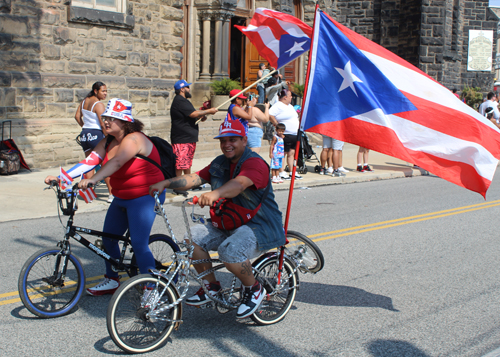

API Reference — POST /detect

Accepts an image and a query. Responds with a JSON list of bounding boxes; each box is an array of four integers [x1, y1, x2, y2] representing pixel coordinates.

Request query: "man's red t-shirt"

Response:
[[197, 157, 269, 190]]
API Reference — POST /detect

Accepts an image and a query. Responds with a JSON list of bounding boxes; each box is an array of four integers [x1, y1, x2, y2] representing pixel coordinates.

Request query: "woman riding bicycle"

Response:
[[44, 98, 165, 296]]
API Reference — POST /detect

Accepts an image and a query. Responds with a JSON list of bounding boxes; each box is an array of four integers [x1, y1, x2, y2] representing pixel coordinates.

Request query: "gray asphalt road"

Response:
[[1, 174, 500, 356]]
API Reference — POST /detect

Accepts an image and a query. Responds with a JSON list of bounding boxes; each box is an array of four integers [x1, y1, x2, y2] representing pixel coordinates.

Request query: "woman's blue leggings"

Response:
[[102, 191, 165, 278]]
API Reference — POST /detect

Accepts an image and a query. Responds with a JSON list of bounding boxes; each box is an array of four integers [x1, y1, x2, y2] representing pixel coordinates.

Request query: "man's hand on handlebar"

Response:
[[196, 190, 220, 208]]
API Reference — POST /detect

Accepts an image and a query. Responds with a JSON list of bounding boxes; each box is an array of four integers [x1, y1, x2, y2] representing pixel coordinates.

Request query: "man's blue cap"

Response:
[[174, 79, 191, 91]]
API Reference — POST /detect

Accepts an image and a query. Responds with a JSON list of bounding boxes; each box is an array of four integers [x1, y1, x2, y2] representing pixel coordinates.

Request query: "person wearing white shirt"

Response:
[[478, 92, 500, 120]]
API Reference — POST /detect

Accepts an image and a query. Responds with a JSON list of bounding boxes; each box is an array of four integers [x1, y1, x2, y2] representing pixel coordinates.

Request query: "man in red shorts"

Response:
[[170, 79, 218, 176]]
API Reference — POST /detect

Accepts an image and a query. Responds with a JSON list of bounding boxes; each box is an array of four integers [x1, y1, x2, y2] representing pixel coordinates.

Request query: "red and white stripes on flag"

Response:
[[78, 173, 97, 203], [59, 167, 73, 191], [79, 187, 97, 204], [301, 9, 500, 197], [235, 8, 312, 69]]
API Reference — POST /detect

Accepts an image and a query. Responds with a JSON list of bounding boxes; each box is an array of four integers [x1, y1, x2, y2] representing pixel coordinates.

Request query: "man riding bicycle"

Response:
[[149, 118, 286, 319]]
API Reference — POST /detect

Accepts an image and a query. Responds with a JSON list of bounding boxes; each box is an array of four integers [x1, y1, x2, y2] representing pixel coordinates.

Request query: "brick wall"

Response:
[[0, 0, 184, 168]]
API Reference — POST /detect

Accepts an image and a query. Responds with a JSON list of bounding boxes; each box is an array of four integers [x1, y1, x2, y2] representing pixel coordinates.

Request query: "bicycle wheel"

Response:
[[285, 230, 324, 273], [131, 234, 180, 276], [18, 248, 85, 318], [149, 234, 180, 271], [107, 274, 180, 354], [251, 256, 297, 325]]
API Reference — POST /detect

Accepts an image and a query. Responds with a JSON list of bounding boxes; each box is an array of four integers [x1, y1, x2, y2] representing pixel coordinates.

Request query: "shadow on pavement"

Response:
[[367, 339, 431, 357], [296, 282, 399, 311]]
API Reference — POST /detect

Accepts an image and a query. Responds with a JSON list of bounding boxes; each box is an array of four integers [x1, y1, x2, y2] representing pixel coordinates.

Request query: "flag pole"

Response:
[[283, 4, 320, 236], [195, 69, 278, 125]]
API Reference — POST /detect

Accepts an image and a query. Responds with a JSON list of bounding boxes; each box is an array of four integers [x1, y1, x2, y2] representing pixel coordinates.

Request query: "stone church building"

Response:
[[0, 0, 498, 168]]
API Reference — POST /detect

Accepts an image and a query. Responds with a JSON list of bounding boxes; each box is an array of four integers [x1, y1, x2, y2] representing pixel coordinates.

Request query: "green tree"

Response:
[[461, 86, 483, 110]]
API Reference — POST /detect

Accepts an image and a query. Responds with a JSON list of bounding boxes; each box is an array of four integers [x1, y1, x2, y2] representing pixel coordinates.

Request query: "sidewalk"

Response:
[[0, 143, 427, 223]]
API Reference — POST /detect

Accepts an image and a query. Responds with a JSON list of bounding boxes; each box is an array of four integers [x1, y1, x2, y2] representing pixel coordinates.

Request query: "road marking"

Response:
[[308, 200, 500, 242], [2, 200, 499, 308], [482, 347, 500, 357]]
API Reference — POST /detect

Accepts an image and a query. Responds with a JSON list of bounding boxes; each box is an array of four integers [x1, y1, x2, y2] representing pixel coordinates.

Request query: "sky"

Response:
[[491, 0, 500, 8]]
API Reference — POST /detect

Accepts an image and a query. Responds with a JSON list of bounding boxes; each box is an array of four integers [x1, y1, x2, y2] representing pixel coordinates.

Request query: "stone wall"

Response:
[[0, 0, 184, 168], [329, 0, 497, 92], [459, 0, 497, 89]]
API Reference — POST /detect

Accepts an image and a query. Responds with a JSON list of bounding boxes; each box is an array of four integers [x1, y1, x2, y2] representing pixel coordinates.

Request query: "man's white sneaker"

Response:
[[279, 172, 289, 179], [236, 281, 266, 319], [338, 167, 349, 173], [326, 167, 334, 174], [87, 275, 120, 296], [185, 281, 221, 306]]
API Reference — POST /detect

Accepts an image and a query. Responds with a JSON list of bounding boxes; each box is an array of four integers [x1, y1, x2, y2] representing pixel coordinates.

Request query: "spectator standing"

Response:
[[357, 147, 373, 172], [319, 138, 333, 175], [270, 123, 286, 183], [170, 79, 218, 177], [226, 89, 254, 131], [74, 81, 112, 202], [478, 92, 500, 120], [485, 107, 500, 129], [269, 89, 302, 180], [452, 88, 460, 99], [266, 71, 288, 105], [320, 135, 348, 176], [246, 95, 270, 154], [256, 63, 269, 104]]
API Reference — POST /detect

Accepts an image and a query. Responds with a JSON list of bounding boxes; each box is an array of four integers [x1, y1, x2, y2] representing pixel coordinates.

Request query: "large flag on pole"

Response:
[[235, 8, 312, 69], [301, 9, 500, 197]]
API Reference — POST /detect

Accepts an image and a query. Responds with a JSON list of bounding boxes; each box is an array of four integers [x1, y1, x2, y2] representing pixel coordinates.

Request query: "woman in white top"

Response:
[[74, 81, 112, 200], [269, 89, 302, 179], [75, 81, 107, 155]]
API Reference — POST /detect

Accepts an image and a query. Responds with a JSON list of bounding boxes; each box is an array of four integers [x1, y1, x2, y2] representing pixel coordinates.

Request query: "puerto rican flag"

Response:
[[301, 9, 500, 197], [59, 167, 73, 191], [235, 8, 312, 69], [78, 173, 97, 203]]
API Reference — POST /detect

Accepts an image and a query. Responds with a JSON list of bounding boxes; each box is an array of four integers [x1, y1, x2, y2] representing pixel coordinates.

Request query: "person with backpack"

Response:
[[149, 118, 286, 320], [44, 98, 166, 296], [170, 79, 218, 177]]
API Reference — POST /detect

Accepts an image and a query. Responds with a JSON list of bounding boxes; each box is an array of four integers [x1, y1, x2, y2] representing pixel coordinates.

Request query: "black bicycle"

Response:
[[18, 181, 180, 318]]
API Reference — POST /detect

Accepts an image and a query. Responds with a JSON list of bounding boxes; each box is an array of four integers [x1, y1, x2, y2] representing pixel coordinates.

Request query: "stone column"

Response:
[[213, 13, 224, 80], [199, 12, 212, 80], [222, 14, 231, 77]]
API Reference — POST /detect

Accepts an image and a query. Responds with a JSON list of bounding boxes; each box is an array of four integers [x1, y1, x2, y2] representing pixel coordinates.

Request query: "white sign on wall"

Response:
[[467, 30, 493, 72]]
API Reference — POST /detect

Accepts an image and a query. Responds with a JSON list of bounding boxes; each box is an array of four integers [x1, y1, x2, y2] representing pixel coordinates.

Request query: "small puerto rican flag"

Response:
[[78, 173, 97, 203], [59, 167, 73, 191]]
